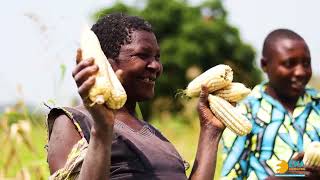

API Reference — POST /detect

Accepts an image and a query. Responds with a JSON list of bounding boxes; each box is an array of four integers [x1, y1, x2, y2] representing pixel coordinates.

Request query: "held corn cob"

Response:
[[303, 141, 320, 167], [183, 64, 233, 97], [214, 82, 251, 102], [107, 69, 127, 109], [80, 25, 127, 109], [208, 95, 252, 136]]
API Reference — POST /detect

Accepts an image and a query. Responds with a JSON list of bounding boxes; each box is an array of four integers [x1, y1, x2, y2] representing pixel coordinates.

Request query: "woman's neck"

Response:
[[265, 85, 298, 114], [115, 101, 145, 130], [117, 100, 137, 116]]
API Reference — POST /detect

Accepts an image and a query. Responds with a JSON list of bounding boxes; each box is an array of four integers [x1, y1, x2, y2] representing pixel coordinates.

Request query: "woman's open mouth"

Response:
[[291, 81, 305, 91], [138, 77, 156, 85]]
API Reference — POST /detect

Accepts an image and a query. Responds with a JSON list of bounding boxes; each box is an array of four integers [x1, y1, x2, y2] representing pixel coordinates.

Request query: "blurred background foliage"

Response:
[[93, 0, 262, 120]]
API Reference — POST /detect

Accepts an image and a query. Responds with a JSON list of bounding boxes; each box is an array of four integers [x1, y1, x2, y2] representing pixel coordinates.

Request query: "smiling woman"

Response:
[[115, 30, 162, 101], [46, 13, 225, 180], [261, 30, 312, 112], [221, 29, 320, 180]]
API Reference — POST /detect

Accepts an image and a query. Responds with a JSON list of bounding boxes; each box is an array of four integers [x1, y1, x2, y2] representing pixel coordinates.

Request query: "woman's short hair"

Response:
[[91, 13, 153, 59], [262, 29, 305, 59]]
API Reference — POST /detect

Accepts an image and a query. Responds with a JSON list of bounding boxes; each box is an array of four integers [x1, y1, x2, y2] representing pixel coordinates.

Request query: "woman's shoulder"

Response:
[[140, 121, 171, 142], [47, 105, 93, 142]]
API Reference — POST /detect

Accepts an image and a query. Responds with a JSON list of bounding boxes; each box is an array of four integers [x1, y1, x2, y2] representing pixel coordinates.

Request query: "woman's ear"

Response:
[[261, 57, 268, 72], [108, 58, 125, 84], [108, 58, 118, 71]]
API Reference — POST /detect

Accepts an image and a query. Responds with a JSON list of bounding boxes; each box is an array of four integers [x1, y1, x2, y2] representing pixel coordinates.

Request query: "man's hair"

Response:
[[91, 13, 153, 59], [262, 29, 306, 58]]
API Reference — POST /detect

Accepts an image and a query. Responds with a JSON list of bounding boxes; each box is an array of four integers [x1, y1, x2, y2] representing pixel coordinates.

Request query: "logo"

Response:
[[275, 160, 305, 177], [276, 160, 288, 173]]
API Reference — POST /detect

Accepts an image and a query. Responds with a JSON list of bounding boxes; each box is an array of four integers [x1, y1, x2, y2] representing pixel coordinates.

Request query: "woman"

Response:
[[47, 13, 225, 180]]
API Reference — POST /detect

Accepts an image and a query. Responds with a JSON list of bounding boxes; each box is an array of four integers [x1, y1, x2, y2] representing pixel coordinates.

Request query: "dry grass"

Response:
[[0, 102, 49, 180]]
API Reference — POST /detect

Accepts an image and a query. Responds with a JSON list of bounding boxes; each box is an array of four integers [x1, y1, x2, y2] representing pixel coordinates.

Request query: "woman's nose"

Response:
[[147, 59, 162, 72], [294, 64, 307, 77]]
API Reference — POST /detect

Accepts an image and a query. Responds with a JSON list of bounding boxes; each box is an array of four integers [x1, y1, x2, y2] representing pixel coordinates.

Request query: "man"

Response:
[[221, 29, 320, 179]]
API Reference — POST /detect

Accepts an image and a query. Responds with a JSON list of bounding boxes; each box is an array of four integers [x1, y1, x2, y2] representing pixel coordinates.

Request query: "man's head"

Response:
[[261, 29, 312, 100]]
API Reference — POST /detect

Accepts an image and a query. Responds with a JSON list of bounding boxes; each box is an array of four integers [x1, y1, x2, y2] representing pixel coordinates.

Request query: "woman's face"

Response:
[[265, 39, 312, 99], [112, 30, 163, 102]]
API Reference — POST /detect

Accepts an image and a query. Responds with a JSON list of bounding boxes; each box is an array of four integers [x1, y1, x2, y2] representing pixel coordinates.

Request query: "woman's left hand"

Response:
[[291, 151, 320, 179], [189, 85, 226, 179], [305, 166, 320, 179], [197, 85, 225, 134]]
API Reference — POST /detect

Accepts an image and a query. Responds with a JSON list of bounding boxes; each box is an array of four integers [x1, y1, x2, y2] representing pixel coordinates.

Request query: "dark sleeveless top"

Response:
[[47, 106, 188, 180]]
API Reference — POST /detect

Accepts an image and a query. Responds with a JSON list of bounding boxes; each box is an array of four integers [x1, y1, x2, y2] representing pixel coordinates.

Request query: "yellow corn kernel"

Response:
[[184, 64, 233, 97], [208, 95, 252, 136], [214, 82, 251, 102]]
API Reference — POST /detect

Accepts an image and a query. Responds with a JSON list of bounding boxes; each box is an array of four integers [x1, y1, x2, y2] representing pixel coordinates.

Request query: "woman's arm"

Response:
[[48, 115, 82, 174], [48, 49, 115, 180], [48, 108, 114, 180], [78, 105, 114, 180], [189, 86, 225, 180], [74, 48, 115, 180]]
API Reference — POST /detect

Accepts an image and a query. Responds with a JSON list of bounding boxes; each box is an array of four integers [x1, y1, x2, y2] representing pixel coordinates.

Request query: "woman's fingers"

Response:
[[305, 166, 320, 174], [197, 85, 214, 123], [197, 85, 211, 117], [198, 85, 226, 130], [292, 152, 304, 161], [78, 76, 96, 99], [72, 58, 95, 77], [76, 48, 82, 64], [73, 64, 99, 86], [198, 85, 209, 106]]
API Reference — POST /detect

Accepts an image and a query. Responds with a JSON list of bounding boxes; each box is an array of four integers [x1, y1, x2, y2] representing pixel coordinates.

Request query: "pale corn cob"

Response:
[[107, 69, 127, 109], [303, 141, 320, 167], [80, 25, 127, 109], [184, 64, 233, 97], [208, 95, 252, 136], [214, 82, 251, 102]]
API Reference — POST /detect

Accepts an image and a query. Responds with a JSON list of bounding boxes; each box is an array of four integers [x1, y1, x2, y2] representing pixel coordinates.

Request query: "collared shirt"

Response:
[[221, 82, 320, 180]]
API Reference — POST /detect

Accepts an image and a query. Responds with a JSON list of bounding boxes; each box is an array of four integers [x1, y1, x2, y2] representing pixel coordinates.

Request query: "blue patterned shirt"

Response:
[[221, 82, 320, 179]]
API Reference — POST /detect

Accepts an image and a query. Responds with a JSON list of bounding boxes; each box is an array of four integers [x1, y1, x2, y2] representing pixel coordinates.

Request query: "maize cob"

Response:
[[184, 64, 233, 97], [208, 95, 252, 136], [80, 25, 127, 109], [106, 69, 127, 109], [214, 82, 251, 102], [303, 141, 320, 167]]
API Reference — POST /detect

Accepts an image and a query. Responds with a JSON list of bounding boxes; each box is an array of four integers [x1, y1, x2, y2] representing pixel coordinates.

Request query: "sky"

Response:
[[1, 0, 319, 107]]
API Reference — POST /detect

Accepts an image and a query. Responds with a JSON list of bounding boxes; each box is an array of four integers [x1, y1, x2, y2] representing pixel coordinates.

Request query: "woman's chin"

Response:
[[138, 93, 155, 101]]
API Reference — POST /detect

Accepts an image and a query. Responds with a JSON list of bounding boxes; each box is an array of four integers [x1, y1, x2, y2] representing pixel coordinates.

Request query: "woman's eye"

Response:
[[135, 53, 149, 59], [303, 60, 310, 67], [283, 58, 298, 68], [155, 54, 160, 61], [283, 61, 292, 68]]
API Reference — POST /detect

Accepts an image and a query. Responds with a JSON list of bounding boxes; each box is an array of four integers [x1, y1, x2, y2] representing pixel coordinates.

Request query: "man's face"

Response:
[[264, 39, 312, 99]]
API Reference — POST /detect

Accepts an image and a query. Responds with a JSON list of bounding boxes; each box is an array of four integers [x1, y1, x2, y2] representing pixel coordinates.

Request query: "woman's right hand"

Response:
[[72, 48, 115, 131]]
